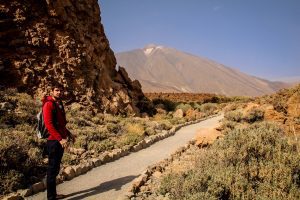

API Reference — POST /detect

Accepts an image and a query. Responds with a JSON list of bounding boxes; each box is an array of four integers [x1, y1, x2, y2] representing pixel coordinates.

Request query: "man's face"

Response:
[[52, 88, 63, 99]]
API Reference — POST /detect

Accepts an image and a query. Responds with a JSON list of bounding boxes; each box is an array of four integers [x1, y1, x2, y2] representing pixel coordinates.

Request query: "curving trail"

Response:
[[28, 115, 223, 200]]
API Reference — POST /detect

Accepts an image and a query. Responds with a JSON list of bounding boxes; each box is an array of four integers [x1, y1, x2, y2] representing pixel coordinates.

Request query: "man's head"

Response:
[[50, 83, 63, 100]]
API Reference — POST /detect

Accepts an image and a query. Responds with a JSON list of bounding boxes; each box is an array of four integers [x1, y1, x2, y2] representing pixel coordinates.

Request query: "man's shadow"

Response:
[[63, 175, 138, 200]]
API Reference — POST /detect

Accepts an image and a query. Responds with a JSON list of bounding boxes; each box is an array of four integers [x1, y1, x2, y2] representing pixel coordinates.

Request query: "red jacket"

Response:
[[42, 96, 70, 141]]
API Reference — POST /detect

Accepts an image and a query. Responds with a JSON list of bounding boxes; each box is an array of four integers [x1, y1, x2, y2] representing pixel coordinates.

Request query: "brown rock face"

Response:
[[0, 0, 151, 114]]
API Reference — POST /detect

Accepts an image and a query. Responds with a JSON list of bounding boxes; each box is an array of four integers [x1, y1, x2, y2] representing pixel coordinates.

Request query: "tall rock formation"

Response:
[[0, 0, 151, 114]]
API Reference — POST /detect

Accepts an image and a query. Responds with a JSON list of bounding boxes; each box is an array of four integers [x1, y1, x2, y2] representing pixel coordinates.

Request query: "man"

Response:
[[42, 83, 74, 200]]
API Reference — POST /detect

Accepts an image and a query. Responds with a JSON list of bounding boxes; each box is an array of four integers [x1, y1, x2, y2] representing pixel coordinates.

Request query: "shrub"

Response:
[[144, 127, 156, 136], [244, 108, 264, 123], [197, 103, 218, 115], [124, 123, 145, 135], [219, 120, 237, 134], [69, 117, 91, 127], [0, 129, 45, 195], [273, 100, 287, 114], [91, 116, 103, 124], [0, 91, 39, 127], [106, 123, 122, 135], [0, 170, 25, 195], [152, 98, 176, 112], [158, 123, 300, 200], [88, 139, 115, 153], [156, 120, 173, 131], [224, 110, 243, 122], [117, 132, 144, 147], [175, 103, 192, 114], [61, 152, 78, 165], [73, 135, 88, 149]]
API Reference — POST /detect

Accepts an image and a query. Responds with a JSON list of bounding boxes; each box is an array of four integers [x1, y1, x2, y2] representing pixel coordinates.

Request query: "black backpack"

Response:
[[36, 101, 57, 139]]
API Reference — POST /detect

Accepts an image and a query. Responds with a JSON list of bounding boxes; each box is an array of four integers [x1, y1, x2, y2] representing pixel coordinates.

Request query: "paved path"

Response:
[[28, 115, 223, 200]]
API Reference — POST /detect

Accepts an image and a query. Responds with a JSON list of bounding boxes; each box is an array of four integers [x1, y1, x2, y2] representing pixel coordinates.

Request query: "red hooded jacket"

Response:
[[42, 96, 70, 141]]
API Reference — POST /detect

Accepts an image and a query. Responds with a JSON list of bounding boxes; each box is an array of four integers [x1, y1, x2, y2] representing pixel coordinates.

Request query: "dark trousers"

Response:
[[47, 140, 64, 200]]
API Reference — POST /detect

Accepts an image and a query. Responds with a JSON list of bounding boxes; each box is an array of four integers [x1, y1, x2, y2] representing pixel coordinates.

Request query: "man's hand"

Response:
[[59, 139, 68, 148]]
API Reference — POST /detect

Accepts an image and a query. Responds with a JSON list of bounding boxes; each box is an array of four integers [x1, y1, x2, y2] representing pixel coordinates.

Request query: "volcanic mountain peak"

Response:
[[116, 45, 290, 96], [143, 44, 164, 56]]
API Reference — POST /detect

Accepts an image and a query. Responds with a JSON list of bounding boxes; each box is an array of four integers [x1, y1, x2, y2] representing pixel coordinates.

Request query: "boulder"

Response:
[[31, 182, 45, 194], [62, 166, 76, 180]]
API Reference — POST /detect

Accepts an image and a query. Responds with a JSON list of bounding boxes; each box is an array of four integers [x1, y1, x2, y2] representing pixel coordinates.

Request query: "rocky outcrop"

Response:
[[0, 0, 151, 114]]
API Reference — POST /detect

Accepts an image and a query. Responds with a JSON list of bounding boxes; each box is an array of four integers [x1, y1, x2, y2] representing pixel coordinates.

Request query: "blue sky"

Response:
[[99, 0, 300, 80]]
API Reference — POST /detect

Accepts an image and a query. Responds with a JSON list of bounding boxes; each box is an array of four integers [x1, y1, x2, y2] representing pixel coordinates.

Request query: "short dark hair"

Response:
[[51, 82, 63, 91]]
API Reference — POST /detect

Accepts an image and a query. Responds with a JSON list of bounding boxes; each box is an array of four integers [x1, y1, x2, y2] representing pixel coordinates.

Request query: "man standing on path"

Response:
[[42, 83, 75, 200]]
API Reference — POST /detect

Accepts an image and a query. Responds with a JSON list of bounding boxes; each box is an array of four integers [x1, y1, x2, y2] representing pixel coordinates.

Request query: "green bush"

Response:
[[244, 108, 264, 123], [153, 98, 176, 112], [273, 100, 287, 114], [224, 110, 243, 122], [220, 120, 237, 135], [87, 139, 115, 153], [198, 103, 218, 115], [0, 129, 45, 195], [61, 152, 79, 165], [158, 123, 300, 200], [157, 120, 173, 131], [175, 103, 192, 114], [116, 132, 144, 147], [106, 123, 121, 134]]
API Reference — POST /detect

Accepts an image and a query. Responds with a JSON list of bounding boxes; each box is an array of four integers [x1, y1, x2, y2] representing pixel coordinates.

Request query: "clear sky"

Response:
[[99, 0, 300, 80]]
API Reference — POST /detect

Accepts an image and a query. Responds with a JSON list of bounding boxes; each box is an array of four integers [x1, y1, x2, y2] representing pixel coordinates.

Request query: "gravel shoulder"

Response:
[[28, 115, 223, 200]]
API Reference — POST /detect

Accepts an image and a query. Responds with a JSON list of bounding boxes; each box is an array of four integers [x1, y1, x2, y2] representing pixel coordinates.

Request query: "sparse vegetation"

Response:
[[0, 88, 216, 196], [158, 123, 300, 200], [152, 84, 300, 200]]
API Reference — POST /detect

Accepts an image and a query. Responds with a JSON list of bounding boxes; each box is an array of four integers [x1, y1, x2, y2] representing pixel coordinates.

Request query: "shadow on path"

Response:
[[64, 175, 138, 200]]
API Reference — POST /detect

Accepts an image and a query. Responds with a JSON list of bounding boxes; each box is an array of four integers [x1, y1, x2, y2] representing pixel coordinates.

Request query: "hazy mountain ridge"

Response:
[[116, 45, 289, 96]]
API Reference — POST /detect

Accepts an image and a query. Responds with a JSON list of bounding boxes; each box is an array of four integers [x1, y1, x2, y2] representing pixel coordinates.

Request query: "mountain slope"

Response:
[[116, 45, 288, 96]]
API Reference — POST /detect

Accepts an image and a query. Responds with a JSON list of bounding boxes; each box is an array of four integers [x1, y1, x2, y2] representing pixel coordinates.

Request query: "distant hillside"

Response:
[[116, 44, 289, 96], [273, 76, 300, 84]]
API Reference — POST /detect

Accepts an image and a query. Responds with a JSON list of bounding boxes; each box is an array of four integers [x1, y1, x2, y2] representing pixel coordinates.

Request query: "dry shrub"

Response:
[[106, 123, 122, 134], [125, 123, 145, 135], [61, 152, 79, 165], [117, 132, 144, 147], [244, 108, 265, 123], [153, 113, 167, 121], [219, 120, 238, 134], [197, 103, 218, 115], [0, 90, 39, 127], [158, 122, 300, 200], [88, 139, 115, 153], [0, 129, 45, 195], [114, 122, 145, 147], [152, 98, 176, 112], [224, 110, 243, 122], [175, 103, 192, 114]]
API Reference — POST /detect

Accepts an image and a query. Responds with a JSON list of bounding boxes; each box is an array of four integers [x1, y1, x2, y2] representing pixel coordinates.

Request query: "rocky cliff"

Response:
[[0, 0, 150, 114]]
